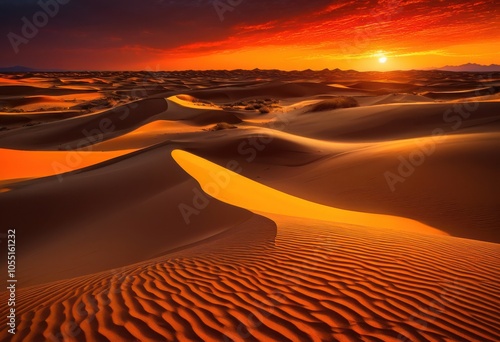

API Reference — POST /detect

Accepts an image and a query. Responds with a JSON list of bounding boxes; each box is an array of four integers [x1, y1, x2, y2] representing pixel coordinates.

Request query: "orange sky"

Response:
[[1, 0, 498, 71], [159, 0, 499, 71]]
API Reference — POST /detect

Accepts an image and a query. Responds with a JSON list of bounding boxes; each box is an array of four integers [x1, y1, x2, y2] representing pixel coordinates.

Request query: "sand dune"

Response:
[[171, 149, 445, 235], [0, 144, 257, 286], [421, 86, 499, 100], [1, 70, 499, 341], [356, 93, 433, 106], [1, 160, 499, 341], [0, 85, 94, 97], [185, 81, 371, 102], [0, 93, 104, 111], [163, 96, 243, 125], [176, 128, 500, 243], [87, 120, 204, 150], [0, 98, 168, 150], [0, 111, 83, 130], [284, 101, 500, 141], [346, 81, 418, 94], [0, 148, 137, 184]]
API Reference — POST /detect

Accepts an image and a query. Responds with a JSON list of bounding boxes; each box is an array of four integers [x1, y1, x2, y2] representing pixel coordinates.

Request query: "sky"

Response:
[[0, 0, 498, 71]]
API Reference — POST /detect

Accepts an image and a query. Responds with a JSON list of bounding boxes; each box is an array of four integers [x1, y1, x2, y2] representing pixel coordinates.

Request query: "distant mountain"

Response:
[[438, 63, 500, 72]]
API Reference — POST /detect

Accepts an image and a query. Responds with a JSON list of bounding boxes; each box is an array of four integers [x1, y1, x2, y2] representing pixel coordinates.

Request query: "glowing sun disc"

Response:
[[379, 56, 387, 63]]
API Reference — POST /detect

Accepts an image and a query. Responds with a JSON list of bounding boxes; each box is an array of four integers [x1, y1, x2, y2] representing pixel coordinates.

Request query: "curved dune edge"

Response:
[[168, 94, 221, 110], [0, 148, 137, 181], [171, 149, 446, 236], [89, 120, 203, 150]]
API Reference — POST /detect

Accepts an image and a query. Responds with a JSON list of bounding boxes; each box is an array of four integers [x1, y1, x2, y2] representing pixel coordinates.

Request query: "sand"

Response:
[[0, 69, 499, 341]]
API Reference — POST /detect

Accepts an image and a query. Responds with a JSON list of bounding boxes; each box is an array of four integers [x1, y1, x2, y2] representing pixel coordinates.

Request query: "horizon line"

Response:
[[1, 67, 498, 73]]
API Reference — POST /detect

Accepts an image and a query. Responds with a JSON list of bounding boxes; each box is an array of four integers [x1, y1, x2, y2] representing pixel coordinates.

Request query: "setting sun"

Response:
[[379, 56, 388, 64]]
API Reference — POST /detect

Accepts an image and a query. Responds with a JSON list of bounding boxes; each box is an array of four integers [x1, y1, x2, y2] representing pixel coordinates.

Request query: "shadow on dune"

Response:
[[0, 143, 276, 287]]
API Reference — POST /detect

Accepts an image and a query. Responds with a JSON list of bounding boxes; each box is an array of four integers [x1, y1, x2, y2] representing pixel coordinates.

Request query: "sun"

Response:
[[379, 56, 388, 64]]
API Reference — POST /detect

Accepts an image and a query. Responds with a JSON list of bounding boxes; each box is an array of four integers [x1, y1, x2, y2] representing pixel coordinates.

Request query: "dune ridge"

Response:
[[171, 149, 444, 236]]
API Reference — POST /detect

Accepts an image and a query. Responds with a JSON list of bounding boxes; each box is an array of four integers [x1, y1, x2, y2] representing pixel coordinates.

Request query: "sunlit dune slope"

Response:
[[171, 149, 444, 236], [164, 96, 242, 125], [0, 148, 136, 182]]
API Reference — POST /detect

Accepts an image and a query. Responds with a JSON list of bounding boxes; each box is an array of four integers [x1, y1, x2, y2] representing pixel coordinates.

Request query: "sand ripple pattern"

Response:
[[1, 216, 500, 342]]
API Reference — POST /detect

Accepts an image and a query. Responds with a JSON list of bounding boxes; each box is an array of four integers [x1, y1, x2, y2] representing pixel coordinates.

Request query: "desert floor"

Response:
[[0, 69, 499, 341]]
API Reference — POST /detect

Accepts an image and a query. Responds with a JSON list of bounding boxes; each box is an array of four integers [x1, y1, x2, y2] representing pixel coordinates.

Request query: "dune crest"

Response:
[[171, 149, 446, 236]]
